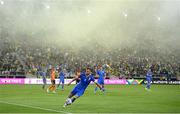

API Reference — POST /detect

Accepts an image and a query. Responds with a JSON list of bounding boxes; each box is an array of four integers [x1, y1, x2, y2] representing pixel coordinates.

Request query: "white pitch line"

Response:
[[0, 101, 70, 114]]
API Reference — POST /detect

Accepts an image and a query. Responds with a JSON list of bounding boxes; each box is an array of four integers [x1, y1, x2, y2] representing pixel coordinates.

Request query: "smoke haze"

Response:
[[0, 0, 180, 53]]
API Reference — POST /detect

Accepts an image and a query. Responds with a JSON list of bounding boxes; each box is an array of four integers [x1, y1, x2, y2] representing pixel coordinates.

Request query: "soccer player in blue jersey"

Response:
[[94, 65, 106, 93], [40, 70, 47, 89], [63, 67, 103, 107], [57, 69, 66, 90], [145, 69, 152, 91]]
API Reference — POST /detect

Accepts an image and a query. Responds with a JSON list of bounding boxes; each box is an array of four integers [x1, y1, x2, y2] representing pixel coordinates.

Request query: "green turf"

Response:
[[0, 84, 180, 113]]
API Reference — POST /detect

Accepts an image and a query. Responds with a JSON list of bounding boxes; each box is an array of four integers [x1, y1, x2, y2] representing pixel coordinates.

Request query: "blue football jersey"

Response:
[[59, 72, 65, 80], [97, 70, 105, 81], [76, 73, 95, 89], [146, 71, 152, 81]]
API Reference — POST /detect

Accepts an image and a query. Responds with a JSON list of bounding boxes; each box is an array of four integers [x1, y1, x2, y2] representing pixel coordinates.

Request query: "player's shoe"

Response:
[[63, 103, 67, 108], [63, 99, 70, 108], [47, 88, 50, 93], [145, 88, 151, 91], [101, 88, 105, 91], [102, 89, 106, 94]]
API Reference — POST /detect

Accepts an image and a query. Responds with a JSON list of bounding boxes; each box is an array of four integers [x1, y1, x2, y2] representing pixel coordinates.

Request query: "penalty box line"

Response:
[[0, 100, 71, 114]]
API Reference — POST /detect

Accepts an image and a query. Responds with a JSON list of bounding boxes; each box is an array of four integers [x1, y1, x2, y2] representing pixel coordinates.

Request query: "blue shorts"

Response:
[[146, 78, 151, 83], [59, 79, 64, 84], [98, 79, 104, 85], [43, 78, 47, 84], [71, 85, 85, 97]]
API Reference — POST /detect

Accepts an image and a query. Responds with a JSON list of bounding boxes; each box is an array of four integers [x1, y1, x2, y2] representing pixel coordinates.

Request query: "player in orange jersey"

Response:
[[47, 66, 56, 93]]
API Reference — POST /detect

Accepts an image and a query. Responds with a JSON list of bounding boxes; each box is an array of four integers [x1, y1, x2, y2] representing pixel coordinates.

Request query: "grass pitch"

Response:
[[0, 84, 180, 113]]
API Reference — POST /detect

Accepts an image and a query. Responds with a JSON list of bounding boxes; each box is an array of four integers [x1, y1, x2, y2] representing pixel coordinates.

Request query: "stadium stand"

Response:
[[0, 37, 179, 81]]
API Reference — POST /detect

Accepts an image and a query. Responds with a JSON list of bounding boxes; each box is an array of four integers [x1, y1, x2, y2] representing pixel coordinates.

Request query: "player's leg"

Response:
[[71, 95, 79, 104], [63, 86, 78, 107], [51, 80, 56, 93], [47, 81, 53, 93], [42, 79, 46, 89], [42, 83, 46, 89], [94, 79, 100, 93], [68, 89, 84, 105], [147, 80, 151, 89], [63, 92, 76, 107], [145, 82, 148, 90], [145, 80, 151, 90], [42, 84, 45, 89], [57, 80, 60, 88], [61, 80, 64, 90], [42, 82, 45, 89], [63, 87, 84, 107], [47, 80, 56, 93], [57, 80, 61, 89], [145, 79, 148, 89], [94, 85, 98, 93], [47, 86, 51, 93], [101, 80, 105, 92], [47, 85, 53, 92], [101, 84, 105, 93]]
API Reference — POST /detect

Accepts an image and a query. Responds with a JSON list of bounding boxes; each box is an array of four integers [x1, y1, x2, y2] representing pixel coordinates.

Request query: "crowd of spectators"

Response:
[[0, 38, 179, 80]]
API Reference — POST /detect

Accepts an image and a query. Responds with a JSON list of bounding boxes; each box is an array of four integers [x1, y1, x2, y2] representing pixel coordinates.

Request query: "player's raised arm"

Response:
[[67, 74, 80, 86]]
